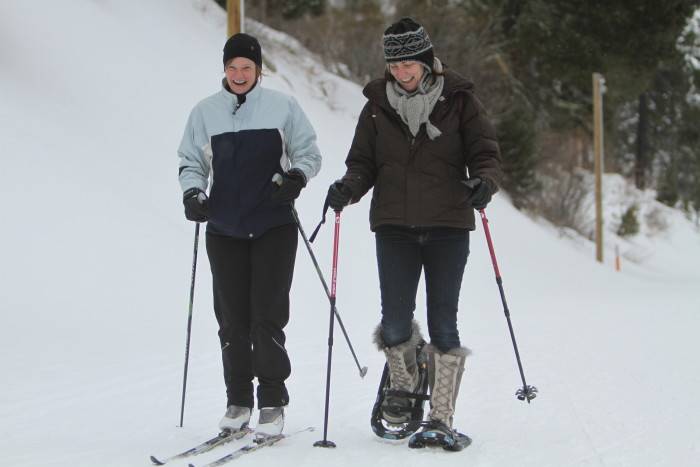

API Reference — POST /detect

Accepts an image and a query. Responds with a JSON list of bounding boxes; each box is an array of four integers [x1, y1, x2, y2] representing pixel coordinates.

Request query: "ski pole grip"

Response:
[[463, 178, 481, 190]]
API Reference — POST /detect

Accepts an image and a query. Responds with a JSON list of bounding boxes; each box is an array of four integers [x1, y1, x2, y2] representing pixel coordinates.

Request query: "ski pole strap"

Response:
[[309, 198, 331, 243]]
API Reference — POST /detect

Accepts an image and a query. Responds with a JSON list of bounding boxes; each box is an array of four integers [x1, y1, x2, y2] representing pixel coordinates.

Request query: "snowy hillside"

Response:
[[1, 1, 699, 467]]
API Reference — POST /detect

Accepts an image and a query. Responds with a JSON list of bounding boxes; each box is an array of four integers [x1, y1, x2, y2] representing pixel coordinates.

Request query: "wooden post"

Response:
[[227, 0, 242, 37], [593, 73, 605, 264], [240, 0, 245, 33]]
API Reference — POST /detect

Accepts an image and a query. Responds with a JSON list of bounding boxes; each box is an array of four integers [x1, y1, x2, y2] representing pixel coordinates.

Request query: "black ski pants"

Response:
[[206, 223, 298, 409]]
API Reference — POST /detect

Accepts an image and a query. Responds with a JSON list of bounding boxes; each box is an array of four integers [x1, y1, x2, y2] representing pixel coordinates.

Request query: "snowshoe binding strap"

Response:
[[385, 388, 430, 401], [408, 420, 472, 452]]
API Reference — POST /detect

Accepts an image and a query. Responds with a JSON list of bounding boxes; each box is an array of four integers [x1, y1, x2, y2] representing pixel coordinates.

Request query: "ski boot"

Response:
[[255, 406, 284, 439], [219, 405, 252, 433]]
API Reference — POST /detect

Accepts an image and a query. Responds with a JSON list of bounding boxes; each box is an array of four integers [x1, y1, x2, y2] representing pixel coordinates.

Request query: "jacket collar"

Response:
[[220, 78, 262, 107]]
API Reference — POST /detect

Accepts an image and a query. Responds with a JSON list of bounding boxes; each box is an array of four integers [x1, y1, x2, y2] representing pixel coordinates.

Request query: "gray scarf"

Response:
[[386, 61, 444, 140]]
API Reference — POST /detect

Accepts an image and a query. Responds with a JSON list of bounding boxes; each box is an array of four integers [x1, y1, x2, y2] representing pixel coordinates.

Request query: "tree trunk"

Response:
[[501, 0, 523, 36], [635, 92, 649, 190], [260, 0, 267, 24]]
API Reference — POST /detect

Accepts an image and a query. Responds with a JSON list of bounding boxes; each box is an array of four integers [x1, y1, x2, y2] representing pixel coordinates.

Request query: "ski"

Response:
[[150, 427, 252, 465], [188, 426, 314, 467]]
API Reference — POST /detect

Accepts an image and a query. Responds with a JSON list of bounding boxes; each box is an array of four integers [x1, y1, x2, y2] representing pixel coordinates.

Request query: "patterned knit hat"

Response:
[[383, 17, 434, 68]]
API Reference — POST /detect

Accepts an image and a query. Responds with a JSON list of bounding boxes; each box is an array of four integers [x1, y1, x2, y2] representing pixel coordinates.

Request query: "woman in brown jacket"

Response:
[[325, 17, 503, 449]]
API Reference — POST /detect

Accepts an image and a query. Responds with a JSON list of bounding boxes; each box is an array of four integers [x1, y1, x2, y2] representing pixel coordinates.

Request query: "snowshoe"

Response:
[[408, 420, 471, 452], [370, 341, 430, 440]]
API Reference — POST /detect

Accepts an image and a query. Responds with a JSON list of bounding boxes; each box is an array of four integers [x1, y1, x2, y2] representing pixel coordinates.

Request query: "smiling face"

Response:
[[388, 60, 425, 92], [224, 56, 258, 94]]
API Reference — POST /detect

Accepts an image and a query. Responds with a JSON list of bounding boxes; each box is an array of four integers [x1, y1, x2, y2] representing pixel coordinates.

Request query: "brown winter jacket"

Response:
[[340, 69, 502, 231]]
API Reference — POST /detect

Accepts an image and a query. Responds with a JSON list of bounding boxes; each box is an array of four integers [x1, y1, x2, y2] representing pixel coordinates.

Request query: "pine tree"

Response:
[[617, 205, 640, 237], [498, 96, 539, 208], [277, 0, 326, 19], [657, 160, 680, 207], [243, 0, 326, 23], [507, 0, 699, 128]]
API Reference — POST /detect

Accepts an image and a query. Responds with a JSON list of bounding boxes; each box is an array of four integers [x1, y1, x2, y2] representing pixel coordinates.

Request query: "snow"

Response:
[[1, 1, 699, 466]]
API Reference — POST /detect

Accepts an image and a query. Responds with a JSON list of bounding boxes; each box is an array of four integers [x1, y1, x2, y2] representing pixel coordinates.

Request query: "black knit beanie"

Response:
[[383, 17, 434, 68], [223, 33, 262, 67]]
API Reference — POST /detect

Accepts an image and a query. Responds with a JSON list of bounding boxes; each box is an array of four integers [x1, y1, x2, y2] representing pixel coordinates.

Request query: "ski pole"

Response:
[[179, 223, 200, 426], [291, 206, 367, 378], [314, 211, 342, 448], [478, 208, 538, 403], [271, 173, 367, 378]]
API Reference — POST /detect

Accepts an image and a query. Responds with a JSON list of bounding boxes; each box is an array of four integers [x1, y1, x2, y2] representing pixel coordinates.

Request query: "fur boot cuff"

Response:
[[424, 343, 472, 358], [373, 320, 423, 351]]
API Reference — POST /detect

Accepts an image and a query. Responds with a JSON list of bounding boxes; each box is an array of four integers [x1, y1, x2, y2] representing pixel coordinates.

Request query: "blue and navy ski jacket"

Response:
[[178, 82, 321, 238]]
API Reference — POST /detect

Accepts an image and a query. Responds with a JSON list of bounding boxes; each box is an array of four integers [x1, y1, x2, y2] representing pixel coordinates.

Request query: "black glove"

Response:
[[183, 187, 209, 222], [464, 177, 495, 210], [270, 169, 307, 204], [327, 181, 353, 212]]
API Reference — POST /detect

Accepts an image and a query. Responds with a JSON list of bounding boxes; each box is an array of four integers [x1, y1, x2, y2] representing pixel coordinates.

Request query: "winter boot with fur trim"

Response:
[[370, 321, 430, 439], [408, 345, 472, 451]]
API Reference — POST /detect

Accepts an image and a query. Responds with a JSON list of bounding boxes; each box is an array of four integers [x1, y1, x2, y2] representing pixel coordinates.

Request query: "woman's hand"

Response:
[[327, 181, 353, 211], [270, 169, 307, 204]]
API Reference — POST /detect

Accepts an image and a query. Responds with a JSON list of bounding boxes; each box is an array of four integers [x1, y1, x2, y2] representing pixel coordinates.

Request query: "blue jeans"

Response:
[[375, 225, 470, 353]]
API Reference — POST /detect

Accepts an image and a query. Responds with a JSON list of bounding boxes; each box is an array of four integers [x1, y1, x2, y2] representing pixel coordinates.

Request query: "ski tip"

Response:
[[149, 455, 165, 465]]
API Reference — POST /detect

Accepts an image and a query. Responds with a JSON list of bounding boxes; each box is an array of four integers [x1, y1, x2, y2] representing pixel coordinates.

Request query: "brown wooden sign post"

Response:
[[227, 0, 242, 36], [593, 73, 605, 264]]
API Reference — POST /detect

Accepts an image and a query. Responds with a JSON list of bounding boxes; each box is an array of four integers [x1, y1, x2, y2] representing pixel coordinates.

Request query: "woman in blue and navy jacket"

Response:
[[177, 33, 321, 436]]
